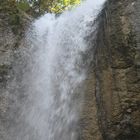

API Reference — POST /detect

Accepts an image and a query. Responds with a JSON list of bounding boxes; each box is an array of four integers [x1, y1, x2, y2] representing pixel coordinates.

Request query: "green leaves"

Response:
[[40, 0, 81, 13], [16, 1, 30, 12], [15, 0, 81, 15]]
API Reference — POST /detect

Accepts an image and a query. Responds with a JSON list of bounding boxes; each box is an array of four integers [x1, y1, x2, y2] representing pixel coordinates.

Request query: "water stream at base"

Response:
[[7, 0, 105, 140]]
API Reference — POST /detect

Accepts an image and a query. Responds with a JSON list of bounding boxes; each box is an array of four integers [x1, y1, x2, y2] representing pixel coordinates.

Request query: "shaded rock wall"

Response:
[[80, 0, 140, 140], [93, 0, 140, 139], [0, 2, 30, 139]]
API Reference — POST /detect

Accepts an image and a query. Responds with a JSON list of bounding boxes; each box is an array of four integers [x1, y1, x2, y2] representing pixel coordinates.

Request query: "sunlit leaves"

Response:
[[50, 0, 81, 13], [15, 0, 81, 15]]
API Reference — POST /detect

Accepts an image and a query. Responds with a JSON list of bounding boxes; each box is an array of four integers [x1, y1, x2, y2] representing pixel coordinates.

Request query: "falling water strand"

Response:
[[8, 0, 105, 140]]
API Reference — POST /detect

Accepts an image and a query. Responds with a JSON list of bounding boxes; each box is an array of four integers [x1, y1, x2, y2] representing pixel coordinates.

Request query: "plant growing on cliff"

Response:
[[15, 0, 81, 15]]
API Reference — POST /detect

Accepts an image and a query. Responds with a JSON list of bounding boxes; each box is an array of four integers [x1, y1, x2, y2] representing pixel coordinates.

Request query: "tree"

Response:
[[15, 0, 81, 15]]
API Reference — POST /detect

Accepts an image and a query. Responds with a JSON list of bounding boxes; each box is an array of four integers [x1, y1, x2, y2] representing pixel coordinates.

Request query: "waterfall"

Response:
[[7, 0, 105, 140]]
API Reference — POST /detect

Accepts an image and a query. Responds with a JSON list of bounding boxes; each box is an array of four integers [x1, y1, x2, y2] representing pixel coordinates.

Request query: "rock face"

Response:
[[0, 0, 140, 140], [82, 0, 140, 139], [80, 0, 140, 140], [0, 2, 30, 139]]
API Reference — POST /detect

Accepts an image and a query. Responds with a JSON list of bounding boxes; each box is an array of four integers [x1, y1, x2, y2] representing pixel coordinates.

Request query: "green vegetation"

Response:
[[0, 0, 22, 34], [15, 0, 81, 16]]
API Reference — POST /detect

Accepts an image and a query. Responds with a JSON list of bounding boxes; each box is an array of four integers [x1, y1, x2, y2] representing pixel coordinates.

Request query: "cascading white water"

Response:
[[7, 0, 105, 140]]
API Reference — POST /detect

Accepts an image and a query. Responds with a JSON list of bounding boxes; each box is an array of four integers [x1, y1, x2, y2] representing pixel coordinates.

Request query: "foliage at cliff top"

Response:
[[15, 0, 81, 15]]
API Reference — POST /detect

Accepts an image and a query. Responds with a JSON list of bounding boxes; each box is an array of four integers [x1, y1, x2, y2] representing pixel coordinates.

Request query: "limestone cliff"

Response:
[[81, 0, 140, 139], [96, 0, 140, 139], [0, 2, 30, 139]]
